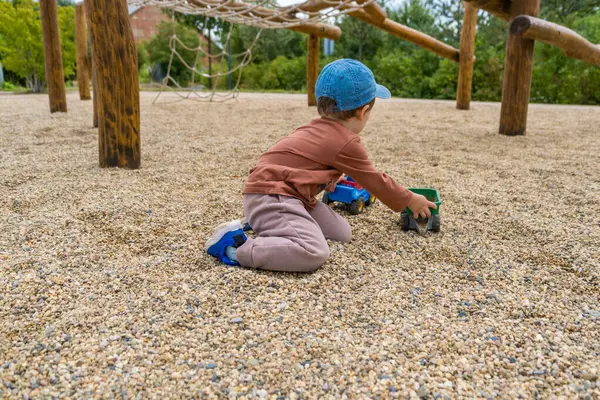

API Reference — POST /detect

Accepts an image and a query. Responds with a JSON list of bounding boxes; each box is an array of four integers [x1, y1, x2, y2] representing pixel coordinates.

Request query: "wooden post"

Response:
[[84, 0, 98, 127], [499, 0, 540, 136], [75, 4, 91, 100], [307, 34, 320, 107], [456, 2, 478, 110], [39, 0, 67, 113], [87, 0, 140, 168], [511, 16, 600, 66]]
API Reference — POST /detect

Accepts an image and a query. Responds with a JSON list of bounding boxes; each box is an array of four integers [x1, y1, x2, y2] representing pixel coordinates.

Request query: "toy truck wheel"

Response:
[[366, 194, 376, 206], [349, 198, 364, 215], [432, 214, 441, 232], [322, 192, 332, 205], [401, 211, 410, 231]]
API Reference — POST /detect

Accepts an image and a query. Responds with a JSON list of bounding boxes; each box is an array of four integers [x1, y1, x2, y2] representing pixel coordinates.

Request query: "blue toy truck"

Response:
[[321, 177, 376, 215]]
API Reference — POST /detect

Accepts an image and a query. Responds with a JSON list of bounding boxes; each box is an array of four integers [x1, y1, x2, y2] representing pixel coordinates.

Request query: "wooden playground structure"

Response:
[[38, 0, 600, 169]]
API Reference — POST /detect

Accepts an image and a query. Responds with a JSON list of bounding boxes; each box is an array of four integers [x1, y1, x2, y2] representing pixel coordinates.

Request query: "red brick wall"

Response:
[[130, 6, 170, 43], [130, 6, 214, 69]]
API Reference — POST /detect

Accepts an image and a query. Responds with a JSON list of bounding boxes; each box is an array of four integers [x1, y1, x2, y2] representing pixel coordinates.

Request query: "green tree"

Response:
[[470, 11, 507, 102], [371, 0, 446, 98], [541, 0, 599, 21], [425, 0, 464, 46], [334, 15, 384, 61], [0, 0, 45, 91], [0, 0, 76, 92], [531, 13, 600, 104], [230, 25, 304, 64], [57, 4, 76, 79]]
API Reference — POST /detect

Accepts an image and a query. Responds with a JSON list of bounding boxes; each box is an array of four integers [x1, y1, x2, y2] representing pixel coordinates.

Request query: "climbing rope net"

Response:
[[152, 14, 263, 104], [129, 0, 376, 28], [128, 0, 375, 102]]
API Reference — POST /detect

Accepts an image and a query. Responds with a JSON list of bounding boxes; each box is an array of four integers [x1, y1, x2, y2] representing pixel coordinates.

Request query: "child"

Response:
[[205, 59, 436, 272]]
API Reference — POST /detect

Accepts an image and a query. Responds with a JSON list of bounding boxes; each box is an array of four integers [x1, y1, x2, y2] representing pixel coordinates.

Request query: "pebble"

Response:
[[231, 317, 243, 324], [580, 374, 598, 381], [99, 340, 108, 348]]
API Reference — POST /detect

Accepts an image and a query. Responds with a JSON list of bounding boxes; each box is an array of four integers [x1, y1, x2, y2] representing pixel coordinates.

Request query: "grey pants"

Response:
[[236, 194, 352, 272]]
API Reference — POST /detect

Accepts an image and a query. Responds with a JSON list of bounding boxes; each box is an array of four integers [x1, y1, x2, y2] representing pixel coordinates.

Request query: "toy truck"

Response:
[[321, 176, 376, 215], [401, 188, 442, 234]]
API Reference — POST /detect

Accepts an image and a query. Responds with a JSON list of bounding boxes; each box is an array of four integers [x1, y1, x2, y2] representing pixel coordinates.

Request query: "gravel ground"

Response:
[[1, 92, 599, 399]]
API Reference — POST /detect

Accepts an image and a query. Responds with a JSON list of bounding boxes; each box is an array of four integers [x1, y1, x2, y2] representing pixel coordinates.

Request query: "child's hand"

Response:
[[325, 175, 346, 193], [407, 194, 437, 219]]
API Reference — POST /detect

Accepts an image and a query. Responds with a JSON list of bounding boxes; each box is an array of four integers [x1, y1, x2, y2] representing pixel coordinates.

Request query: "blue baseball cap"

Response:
[[316, 59, 391, 111]]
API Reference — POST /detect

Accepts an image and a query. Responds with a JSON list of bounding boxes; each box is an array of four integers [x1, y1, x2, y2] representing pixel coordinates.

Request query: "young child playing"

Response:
[[205, 59, 436, 272]]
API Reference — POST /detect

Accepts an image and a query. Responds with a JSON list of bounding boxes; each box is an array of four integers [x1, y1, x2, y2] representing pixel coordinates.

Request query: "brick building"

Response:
[[129, 5, 170, 43], [128, 5, 216, 80], [128, 6, 210, 47]]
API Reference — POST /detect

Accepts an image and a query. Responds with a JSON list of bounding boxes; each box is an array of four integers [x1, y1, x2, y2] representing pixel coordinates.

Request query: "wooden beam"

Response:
[[87, 0, 140, 168], [357, 0, 387, 25], [347, 10, 459, 62], [464, 0, 511, 21], [307, 34, 320, 107], [75, 4, 91, 100], [499, 0, 540, 136], [39, 0, 67, 113], [379, 18, 460, 62], [289, 23, 341, 41], [84, 0, 98, 127], [511, 15, 600, 66], [456, 2, 478, 110]]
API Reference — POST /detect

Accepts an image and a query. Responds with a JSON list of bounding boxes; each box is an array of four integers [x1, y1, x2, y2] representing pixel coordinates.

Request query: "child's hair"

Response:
[[317, 97, 376, 120]]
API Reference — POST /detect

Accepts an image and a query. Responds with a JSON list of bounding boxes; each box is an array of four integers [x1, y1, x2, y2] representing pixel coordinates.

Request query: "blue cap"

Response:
[[316, 59, 391, 111]]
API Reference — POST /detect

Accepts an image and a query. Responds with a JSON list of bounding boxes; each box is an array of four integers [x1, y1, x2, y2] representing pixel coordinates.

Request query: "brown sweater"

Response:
[[243, 118, 413, 211]]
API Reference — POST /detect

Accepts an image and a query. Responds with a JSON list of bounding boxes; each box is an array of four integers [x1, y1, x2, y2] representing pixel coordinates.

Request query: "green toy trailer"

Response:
[[401, 188, 442, 234]]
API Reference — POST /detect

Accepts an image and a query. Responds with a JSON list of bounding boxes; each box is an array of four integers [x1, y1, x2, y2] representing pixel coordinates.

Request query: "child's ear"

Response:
[[357, 104, 370, 120]]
